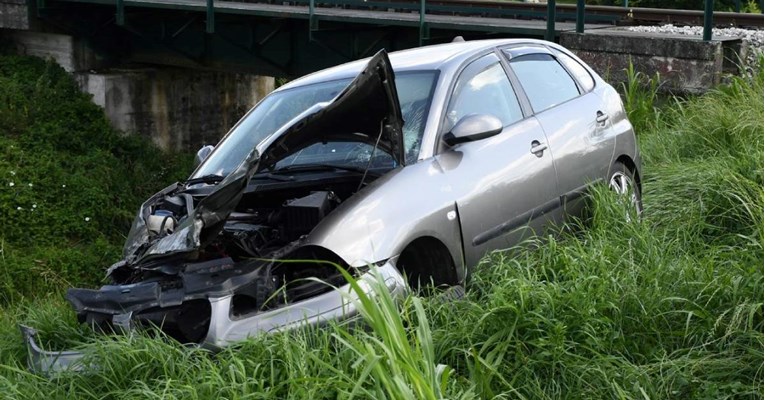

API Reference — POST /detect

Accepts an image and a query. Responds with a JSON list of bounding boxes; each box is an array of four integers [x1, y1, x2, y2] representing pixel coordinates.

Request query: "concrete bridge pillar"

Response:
[[1, 28, 275, 152], [75, 69, 274, 152]]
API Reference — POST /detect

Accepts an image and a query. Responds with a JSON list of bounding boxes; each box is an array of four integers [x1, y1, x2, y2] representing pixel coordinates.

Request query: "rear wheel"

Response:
[[607, 162, 643, 219]]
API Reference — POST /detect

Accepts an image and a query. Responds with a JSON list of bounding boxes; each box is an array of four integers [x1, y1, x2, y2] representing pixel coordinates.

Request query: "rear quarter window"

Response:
[[553, 49, 595, 92]]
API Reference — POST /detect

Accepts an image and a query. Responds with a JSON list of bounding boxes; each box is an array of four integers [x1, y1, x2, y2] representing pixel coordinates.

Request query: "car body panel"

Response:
[[449, 117, 558, 267], [120, 50, 403, 269], [533, 90, 616, 213], [304, 157, 466, 279], [22, 259, 408, 374], [202, 259, 407, 347]]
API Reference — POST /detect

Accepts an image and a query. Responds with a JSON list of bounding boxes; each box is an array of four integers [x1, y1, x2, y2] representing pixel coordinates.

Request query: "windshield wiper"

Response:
[[250, 172, 295, 182], [185, 174, 225, 185], [272, 164, 374, 175]]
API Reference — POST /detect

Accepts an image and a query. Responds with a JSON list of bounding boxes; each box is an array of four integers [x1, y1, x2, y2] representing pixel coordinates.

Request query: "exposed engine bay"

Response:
[[67, 175, 375, 344]]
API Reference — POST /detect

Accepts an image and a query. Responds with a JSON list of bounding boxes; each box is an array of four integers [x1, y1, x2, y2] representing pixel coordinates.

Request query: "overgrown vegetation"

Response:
[[0, 54, 761, 399], [620, 61, 661, 135], [0, 55, 193, 301]]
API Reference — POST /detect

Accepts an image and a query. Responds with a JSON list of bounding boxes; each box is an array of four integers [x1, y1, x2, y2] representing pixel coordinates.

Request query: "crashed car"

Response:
[[22, 39, 641, 372]]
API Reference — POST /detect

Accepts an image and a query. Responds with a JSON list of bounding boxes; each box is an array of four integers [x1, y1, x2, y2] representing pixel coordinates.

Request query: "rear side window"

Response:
[[554, 50, 595, 92], [510, 53, 579, 113]]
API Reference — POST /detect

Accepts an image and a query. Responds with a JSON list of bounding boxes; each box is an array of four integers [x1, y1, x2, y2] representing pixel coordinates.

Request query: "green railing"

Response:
[[81, 0, 760, 44], [562, 0, 731, 42]]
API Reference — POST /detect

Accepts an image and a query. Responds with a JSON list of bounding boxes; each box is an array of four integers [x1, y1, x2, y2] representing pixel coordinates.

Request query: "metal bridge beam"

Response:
[[546, 0, 556, 42], [703, 0, 713, 41], [419, 0, 429, 46], [206, 0, 214, 33], [116, 0, 124, 25]]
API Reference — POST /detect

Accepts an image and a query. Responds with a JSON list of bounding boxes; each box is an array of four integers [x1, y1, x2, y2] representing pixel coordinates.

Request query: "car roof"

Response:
[[278, 39, 548, 91]]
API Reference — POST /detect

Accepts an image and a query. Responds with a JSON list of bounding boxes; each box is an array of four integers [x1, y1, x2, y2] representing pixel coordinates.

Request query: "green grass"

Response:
[[0, 55, 761, 399]]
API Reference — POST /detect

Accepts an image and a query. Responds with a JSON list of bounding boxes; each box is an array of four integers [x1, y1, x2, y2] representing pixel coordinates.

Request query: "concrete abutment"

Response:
[[1, 28, 275, 152], [74, 68, 274, 152], [561, 28, 749, 94]]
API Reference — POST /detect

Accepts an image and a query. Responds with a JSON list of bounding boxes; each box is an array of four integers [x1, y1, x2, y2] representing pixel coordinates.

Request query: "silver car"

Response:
[[22, 38, 641, 372]]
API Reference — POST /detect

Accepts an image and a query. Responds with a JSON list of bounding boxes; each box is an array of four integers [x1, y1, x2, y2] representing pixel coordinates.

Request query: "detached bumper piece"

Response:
[[21, 261, 408, 374], [20, 325, 87, 374]]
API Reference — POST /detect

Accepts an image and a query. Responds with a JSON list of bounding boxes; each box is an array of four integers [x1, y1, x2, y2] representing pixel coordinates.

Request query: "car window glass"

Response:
[[397, 72, 438, 164], [194, 79, 348, 179], [275, 142, 394, 169], [444, 56, 522, 132], [193, 71, 437, 178], [553, 49, 595, 92], [510, 53, 580, 113]]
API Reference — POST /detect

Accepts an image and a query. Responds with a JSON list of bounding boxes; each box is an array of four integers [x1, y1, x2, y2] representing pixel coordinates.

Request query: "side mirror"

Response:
[[194, 145, 215, 167], [443, 114, 503, 146]]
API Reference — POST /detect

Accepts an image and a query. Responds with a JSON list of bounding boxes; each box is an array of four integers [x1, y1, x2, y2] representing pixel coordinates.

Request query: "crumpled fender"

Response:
[[121, 149, 260, 268]]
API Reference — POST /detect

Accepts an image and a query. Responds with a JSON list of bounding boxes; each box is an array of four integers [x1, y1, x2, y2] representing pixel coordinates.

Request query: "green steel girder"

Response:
[[34, 0, 550, 77], [116, 0, 124, 25], [244, 0, 620, 24], [206, 0, 214, 33]]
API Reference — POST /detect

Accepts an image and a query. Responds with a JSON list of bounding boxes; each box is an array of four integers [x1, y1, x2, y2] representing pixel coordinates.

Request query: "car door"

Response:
[[504, 48, 616, 218], [436, 52, 560, 267]]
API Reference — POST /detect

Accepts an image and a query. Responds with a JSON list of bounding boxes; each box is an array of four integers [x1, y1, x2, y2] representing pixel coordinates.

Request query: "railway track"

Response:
[[417, 0, 763, 28], [285, 0, 764, 28]]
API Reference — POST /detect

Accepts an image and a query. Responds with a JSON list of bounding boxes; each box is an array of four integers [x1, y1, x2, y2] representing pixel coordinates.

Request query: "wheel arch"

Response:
[[614, 154, 641, 193], [396, 235, 460, 289]]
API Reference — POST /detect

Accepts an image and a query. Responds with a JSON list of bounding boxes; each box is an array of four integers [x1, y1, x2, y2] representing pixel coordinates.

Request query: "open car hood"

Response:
[[257, 49, 405, 171], [120, 50, 404, 269]]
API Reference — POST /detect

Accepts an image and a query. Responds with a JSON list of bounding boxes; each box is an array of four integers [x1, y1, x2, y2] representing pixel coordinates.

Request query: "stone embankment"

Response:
[[628, 25, 764, 75], [561, 25, 763, 93]]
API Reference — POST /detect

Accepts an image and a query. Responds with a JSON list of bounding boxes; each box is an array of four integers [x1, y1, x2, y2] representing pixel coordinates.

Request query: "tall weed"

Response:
[[621, 61, 662, 136]]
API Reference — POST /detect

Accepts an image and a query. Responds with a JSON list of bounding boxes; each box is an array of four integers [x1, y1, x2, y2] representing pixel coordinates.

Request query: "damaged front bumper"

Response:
[[21, 260, 407, 374]]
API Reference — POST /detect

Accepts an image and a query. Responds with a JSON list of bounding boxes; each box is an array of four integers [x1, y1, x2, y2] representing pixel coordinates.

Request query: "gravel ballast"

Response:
[[628, 24, 764, 72]]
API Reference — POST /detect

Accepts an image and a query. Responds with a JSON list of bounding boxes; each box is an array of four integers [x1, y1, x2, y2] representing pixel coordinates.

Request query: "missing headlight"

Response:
[[135, 299, 212, 344], [275, 246, 351, 303]]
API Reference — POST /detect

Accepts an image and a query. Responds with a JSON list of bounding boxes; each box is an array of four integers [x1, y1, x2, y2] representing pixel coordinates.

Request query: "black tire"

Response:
[[607, 161, 643, 219]]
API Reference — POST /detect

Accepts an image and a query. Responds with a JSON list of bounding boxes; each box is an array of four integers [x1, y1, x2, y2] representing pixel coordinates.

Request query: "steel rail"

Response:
[[339, 0, 764, 28]]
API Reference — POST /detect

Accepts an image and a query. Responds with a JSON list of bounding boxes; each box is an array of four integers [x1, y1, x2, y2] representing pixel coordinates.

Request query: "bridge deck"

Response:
[[56, 0, 611, 35]]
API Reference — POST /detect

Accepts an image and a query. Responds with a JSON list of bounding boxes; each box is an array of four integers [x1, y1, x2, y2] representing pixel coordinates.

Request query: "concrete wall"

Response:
[[3, 30, 104, 72], [561, 29, 746, 94], [75, 70, 274, 152], [2, 29, 275, 152], [0, 0, 28, 30]]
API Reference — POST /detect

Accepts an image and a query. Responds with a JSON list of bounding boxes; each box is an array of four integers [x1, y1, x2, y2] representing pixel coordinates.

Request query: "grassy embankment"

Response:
[[0, 56, 193, 301], [0, 55, 762, 399]]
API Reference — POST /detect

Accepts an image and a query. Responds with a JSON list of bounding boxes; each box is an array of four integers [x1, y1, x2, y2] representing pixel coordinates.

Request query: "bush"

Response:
[[0, 55, 193, 300]]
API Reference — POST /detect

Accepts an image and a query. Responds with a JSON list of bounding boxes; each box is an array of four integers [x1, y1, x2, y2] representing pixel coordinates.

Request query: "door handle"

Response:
[[530, 140, 547, 157], [596, 111, 609, 125]]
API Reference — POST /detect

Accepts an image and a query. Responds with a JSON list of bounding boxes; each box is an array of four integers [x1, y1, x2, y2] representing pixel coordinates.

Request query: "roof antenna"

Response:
[[452, 36, 465, 42]]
